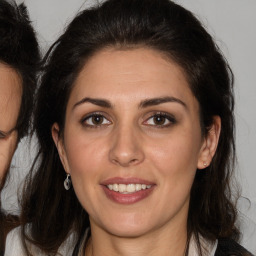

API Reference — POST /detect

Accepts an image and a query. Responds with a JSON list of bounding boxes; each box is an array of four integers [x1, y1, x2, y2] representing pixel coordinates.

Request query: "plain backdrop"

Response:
[[1, 0, 256, 253]]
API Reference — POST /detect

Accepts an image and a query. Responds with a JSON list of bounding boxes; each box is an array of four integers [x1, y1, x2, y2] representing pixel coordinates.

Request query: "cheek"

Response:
[[63, 130, 110, 203], [147, 130, 201, 174], [63, 133, 112, 215], [65, 133, 108, 174], [0, 152, 11, 180], [145, 130, 201, 198], [0, 133, 18, 179], [145, 142, 197, 222]]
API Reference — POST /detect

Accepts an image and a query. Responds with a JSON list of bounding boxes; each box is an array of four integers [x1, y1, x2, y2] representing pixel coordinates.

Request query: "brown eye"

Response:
[[153, 115, 166, 125], [83, 114, 111, 127], [144, 113, 176, 127], [92, 115, 104, 125]]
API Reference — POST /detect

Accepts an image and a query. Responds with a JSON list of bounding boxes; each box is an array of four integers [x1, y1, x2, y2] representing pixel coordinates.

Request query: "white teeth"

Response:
[[113, 184, 119, 192], [119, 184, 126, 192], [135, 184, 142, 191], [127, 184, 135, 192], [106, 183, 152, 193]]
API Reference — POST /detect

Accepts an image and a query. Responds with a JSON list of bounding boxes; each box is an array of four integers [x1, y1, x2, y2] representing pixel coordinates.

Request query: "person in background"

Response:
[[5, 0, 254, 255], [0, 0, 39, 254]]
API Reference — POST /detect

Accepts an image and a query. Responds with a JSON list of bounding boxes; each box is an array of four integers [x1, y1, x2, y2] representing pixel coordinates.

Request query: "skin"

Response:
[[52, 48, 221, 256], [0, 63, 22, 188]]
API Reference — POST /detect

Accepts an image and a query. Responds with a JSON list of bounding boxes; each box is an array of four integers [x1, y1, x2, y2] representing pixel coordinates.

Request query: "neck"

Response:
[[85, 219, 188, 256]]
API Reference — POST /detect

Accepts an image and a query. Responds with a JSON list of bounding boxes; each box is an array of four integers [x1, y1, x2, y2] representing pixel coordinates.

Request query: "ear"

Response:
[[197, 116, 221, 169], [51, 122, 70, 174]]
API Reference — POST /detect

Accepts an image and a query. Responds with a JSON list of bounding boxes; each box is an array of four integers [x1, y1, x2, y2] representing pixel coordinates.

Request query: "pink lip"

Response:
[[101, 177, 156, 205]]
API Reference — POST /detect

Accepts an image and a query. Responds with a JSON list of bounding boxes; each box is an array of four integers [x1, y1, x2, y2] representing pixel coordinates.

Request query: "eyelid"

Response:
[[80, 111, 112, 127], [143, 111, 177, 127], [0, 132, 6, 138], [0, 128, 16, 138]]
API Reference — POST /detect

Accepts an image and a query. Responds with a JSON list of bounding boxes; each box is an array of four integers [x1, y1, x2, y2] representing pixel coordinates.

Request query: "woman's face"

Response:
[[0, 63, 22, 185], [53, 48, 220, 238]]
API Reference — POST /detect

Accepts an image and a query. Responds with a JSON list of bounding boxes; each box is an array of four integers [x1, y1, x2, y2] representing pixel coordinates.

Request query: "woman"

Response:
[[0, 1, 39, 254], [5, 0, 253, 255]]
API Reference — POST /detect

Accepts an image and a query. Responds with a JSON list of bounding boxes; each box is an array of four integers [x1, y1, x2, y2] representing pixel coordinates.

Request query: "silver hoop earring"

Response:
[[64, 174, 71, 190]]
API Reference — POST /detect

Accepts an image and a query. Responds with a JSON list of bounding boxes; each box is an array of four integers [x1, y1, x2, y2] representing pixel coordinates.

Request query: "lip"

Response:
[[101, 177, 156, 205]]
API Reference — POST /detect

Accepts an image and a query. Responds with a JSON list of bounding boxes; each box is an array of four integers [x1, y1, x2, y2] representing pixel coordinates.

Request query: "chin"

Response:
[[94, 212, 156, 238], [106, 225, 151, 238]]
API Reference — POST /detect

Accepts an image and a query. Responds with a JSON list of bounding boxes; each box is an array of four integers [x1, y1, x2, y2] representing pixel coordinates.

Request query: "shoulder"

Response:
[[4, 226, 76, 256], [4, 227, 25, 256], [215, 238, 255, 256]]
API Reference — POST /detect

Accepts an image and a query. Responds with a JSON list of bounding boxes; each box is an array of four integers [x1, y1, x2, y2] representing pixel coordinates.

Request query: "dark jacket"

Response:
[[215, 238, 255, 256]]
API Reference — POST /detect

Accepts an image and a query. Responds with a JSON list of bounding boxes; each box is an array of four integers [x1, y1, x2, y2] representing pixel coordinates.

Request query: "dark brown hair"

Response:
[[0, 0, 39, 253], [21, 0, 239, 255], [0, 0, 40, 141]]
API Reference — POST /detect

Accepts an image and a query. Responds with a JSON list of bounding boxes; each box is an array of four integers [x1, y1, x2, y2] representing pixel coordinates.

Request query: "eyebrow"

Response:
[[73, 96, 187, 110], [139, 96, 187, 109], [73, 97, 112, 110]]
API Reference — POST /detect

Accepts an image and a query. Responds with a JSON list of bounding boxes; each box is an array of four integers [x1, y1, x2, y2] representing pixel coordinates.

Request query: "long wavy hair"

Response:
[[0, 0, 39, 253], [21, 0, 239, 255]]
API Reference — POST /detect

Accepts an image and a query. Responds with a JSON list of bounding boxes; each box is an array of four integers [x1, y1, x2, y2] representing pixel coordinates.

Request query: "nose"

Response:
[[109, 124, 145, 167]]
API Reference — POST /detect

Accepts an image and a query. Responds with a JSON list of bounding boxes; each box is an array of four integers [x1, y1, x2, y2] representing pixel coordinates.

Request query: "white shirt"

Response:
[[4, 227, 76, 256], [4, 227, 217, 256]]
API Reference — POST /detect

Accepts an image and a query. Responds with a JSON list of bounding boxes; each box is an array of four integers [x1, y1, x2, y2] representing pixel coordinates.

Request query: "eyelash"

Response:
[[80, 112, 176, 129], [81, 112, 111, 128], [0, 132, 6, 139], [143, 112, 176, 128]]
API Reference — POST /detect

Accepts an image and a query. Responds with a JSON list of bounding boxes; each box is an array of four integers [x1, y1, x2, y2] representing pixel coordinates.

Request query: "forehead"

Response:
[[69, 47, 196, 107], [0, 62, 22, 98], [0, 62, 22, 129]]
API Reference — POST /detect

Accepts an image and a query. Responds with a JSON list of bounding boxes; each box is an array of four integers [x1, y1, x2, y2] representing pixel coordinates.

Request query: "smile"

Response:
[[107, 184, 152, 194]]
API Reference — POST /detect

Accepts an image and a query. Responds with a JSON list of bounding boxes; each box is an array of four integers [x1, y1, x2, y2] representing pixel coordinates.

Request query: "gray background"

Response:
[[1, 0, 256, 252]]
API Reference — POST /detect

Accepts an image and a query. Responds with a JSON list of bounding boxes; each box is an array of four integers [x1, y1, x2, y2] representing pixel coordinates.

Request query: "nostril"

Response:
[[110, 157, 140, 167], [112, 159, 119, 165]]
